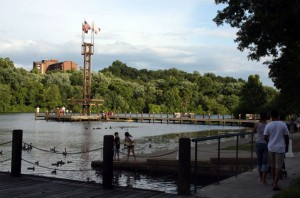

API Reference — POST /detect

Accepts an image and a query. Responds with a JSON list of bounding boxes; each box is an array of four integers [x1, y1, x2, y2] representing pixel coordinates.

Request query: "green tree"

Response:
[[163, 87, 182, 112], [148, 104, 161, 113], [238, 74, 267, 114], [0, 84, 11, 112], [0, 57, 15, 69], [268, 49, 300, 113], [69, 71, 83, 86], [42, 85, 62, 110], [0, 57, 278, 114], [214, 0, 300, 112]]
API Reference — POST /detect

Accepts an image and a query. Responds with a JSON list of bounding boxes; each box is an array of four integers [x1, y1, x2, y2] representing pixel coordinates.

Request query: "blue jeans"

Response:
[[255, 143, 268, 173]]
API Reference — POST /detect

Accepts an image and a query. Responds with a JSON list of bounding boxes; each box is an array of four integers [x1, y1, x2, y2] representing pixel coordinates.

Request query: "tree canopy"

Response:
[[214, 0, 300, 112], [0, 57, 280, 115]]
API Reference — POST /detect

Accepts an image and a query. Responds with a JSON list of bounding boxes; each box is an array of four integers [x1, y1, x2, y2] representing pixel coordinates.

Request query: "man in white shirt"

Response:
[[264, 110, 289, 191], [296, 116, 300, 132]]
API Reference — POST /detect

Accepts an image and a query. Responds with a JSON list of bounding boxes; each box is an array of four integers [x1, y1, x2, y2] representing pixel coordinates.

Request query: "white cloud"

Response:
[[0, 0, 274, 87]]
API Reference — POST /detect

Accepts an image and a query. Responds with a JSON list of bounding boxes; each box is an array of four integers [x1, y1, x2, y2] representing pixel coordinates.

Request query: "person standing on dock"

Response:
[[264, 110, 289, 191], [253, 112, 269, 185], [124, 132, 136, 161], [113, 132, 120, 160]]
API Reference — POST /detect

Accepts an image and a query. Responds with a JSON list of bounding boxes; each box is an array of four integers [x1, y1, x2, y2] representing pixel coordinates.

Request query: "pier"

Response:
[[36, 112, 259, 126], [0, 172, 186, 198]]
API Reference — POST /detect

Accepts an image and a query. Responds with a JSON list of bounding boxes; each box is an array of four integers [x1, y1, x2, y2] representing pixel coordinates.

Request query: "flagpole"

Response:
[[81, 21, 84, 55], [92, 23, 94, 47]]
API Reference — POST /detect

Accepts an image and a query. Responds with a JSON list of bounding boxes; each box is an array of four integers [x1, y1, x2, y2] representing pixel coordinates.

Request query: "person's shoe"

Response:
[[272, 186, 280, 191]]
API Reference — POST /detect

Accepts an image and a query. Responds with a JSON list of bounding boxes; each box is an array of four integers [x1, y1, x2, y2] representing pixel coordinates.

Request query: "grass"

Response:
[[273, 177, 300, 198]]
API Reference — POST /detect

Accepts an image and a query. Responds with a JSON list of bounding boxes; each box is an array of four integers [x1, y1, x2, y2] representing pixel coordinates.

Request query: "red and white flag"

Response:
[[82, 21, 91, 33], [92, 24, 101, 34]]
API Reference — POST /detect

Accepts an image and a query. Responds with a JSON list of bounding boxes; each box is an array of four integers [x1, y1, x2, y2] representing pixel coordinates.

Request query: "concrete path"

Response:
[[195, 134, 300, 198]]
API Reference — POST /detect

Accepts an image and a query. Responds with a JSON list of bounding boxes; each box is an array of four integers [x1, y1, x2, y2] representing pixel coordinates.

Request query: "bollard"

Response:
[[286, 139, 294, 158], [102, 135, 114, 189], [177, 138, 191, 195], [11, 129, 23, 177]]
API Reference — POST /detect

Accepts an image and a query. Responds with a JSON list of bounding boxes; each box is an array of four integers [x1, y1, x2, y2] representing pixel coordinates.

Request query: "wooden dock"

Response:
[[0, 172, 187, 197], [36, 113, 259, 126]]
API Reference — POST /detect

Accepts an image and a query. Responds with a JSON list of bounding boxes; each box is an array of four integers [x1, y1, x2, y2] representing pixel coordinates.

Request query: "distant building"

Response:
[[33, 59, 78, 74]]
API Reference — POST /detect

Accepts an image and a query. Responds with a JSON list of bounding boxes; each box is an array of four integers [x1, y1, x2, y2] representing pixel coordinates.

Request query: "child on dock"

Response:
[[114, 132, 120, 160], [124, 132, 136, 161]]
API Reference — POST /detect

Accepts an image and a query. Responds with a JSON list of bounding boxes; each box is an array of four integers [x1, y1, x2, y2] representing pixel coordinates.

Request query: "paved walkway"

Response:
[[113, 133, 300, 198], [195, 134, 300, 198]]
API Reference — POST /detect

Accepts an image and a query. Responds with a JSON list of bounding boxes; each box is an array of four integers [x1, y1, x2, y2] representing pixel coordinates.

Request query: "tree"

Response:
[[0, 84, 11, 112], [214, 0, 300, 112], [0, 57, 278, 114], [41, 85, 62, 110], [163, 87, 182, 112], [0, 57, 15, 69], [238, 74, 267, 114]]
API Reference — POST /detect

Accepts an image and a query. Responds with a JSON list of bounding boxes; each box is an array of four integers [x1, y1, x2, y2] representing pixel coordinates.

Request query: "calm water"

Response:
[[0, 113, 246, 193]]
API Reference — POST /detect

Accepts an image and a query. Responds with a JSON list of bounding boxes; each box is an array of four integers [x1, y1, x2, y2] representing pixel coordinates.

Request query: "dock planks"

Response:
[[0, 172, 187, 197]]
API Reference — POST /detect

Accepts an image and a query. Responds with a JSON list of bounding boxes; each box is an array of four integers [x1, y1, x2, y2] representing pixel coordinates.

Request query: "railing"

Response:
[[191, 132, 255, 193], [1, 130, 179, 190], [2, 130, 255, 195]]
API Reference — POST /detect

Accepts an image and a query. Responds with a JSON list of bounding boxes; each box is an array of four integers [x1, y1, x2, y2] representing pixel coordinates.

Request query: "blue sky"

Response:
[[0, 0, 273, 86]]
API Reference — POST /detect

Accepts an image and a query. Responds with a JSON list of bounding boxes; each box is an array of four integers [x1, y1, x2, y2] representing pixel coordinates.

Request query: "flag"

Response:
[[82, 21, 91, 33], [92, 24, 101, 34]]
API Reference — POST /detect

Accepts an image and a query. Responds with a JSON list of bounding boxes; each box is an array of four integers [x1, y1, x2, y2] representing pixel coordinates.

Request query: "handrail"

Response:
[[192, 132, 252, 142], [191, 131, 254, 193]]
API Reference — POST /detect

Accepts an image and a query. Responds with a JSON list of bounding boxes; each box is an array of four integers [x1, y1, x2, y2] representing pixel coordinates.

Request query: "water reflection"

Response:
[[110, 170, 177, 193]]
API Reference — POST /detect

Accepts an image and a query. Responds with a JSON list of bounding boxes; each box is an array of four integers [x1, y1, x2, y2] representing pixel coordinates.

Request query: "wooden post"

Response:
[[102, 135, 114, 189], [167, 112, 169, 124], [11, 129, 23, 177], [152, 112, 154, 123], [177, 138, 191, 195]]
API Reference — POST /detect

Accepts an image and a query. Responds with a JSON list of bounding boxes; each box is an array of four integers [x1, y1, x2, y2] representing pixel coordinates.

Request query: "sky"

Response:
[[0, 0, 274, 87]]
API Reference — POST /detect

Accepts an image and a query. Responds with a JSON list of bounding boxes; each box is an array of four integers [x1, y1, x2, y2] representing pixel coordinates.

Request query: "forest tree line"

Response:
[[0, 57, 281, 117]]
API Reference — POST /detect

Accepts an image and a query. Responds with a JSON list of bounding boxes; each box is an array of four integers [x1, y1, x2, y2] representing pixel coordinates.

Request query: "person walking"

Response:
[[113, 132, 120, 160], [264, 110, 289, 191], [296, 115, 300, 132], [124, 132, 136, 161], [253, 112, 268, 185]]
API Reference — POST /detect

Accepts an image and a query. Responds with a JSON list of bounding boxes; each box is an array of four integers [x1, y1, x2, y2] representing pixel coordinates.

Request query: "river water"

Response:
[[0, 113, 248, 194]]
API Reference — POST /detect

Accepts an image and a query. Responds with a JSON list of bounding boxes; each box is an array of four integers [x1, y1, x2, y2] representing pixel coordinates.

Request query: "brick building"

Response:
[[33, 59, 78, 74]]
